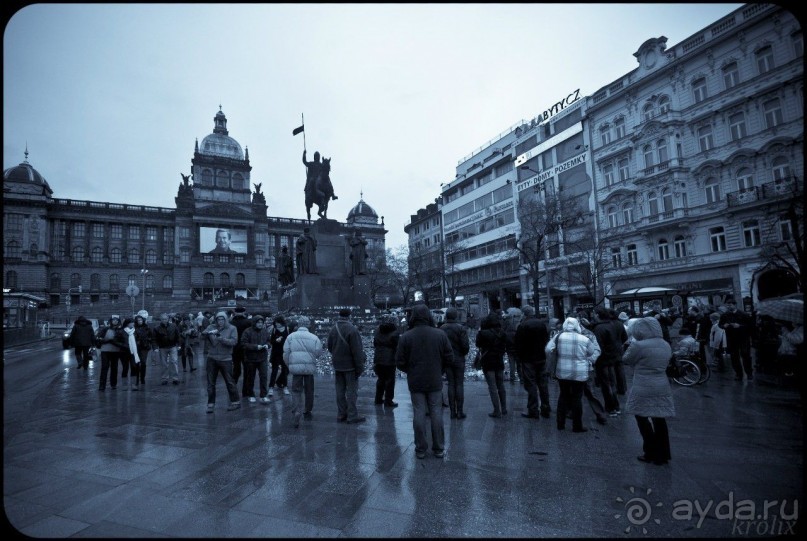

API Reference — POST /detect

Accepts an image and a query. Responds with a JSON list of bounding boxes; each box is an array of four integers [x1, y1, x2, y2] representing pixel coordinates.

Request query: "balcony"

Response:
[[726, 177, 802, 208]]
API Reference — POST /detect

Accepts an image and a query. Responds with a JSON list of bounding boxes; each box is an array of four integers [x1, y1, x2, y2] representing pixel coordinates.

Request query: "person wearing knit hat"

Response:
[[268, 315, 291, 398], [202, 311, 241, 412], [240, 314, 272, 404], [327, 308, 367, 424], [618, 312, 629, 322]]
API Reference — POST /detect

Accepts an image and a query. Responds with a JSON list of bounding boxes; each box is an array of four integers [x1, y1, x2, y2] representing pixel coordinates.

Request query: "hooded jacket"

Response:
[[475, 313, 507, 371], [514, 313, 550, 365], [440, 316, 470, 369], [373, 320, 400, 368], [622, 317, 675, 418], [69, 316, 96, 348], [545, 317, 599, 381], [240, 317, 271, 363], [203, 319, 238, 361], [133, 316, 154, 351], [395, 304, 454, 392], [327, 317, 366, 373]]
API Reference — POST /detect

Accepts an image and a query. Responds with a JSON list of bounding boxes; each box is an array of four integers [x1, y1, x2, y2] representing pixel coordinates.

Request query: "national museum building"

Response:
[[3, 108, 386, 325]]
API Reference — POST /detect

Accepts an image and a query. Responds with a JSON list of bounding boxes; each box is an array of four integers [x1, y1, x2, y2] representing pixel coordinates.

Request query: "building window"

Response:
[[110, 224, 122, 239], [662, 188, 673, 212], [622, 203, 634, 224], [763, 99, 783, 129], [72, 222, 85, 237], [756, 45, 774, 74], [255, 251, 265, 266], [603, 164, 615, 186], [705, 177, 721, 203], [743, 220, 761, 247], [618, 159, 629, 182], [722, 62, 740, 89], [607, 206, 619, 228], [235, 273, 246, 287], [30, 243, 38, 256], [72, 246, 85, 263], [128, 248, 140, 264], [90, 273, 101, 290], [736, 168, 753, 190], [6, 213, 23, 230], [163, 227, 173, 242], [614, 117, 626, 139], [657, 139, 668, 164], [91, 246, 103, 263], [234, 254, 245, 265], [109, 274, 119, 290], [110, 247, 122, 263], [779, 216, 793, 241], [163, 251, 173, 265], [203, 273, 214, 287], [203, 254, 214, 263], [692, 77, 708, 103], [729, 112, 747, 141], [698, 125, 714, 152], [709, 227, 727, 252], [5, 270, 18, 289], [657, 239, 669, 261], [145, 275, 155, 289], [50, 273, 61, 290], [128, 226, 140, 240], [145, 249, 157, 265], [643, 145, 654, 169], [218, 254, 229, 263], [642, 103, 654, 121], [128, 274, 137, 287], [611, 248, 622, 268], [6, 240, 20, 258], [220, 273, 231, 287], [793, 31, 803, 57], [70, 273, 81, 288], [658, 96, 670, 114], [180, 247, 190, 263], [600, 124, 612, 146], [648, 191, 660, 215], [92, 223, 104, 237], [201, 169, 213, 186], [180, 227, 190, 239], [771, 156, 791, 182], [627, 244, 639, 266], [674, 236, 687, 258], [163, 275, 173, 289], [216, 171, 229, 188], [232, 173, 245, 190], [145, 226, 158, 241]]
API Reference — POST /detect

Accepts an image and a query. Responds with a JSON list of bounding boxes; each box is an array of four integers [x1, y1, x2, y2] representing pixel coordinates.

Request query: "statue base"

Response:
[[279, 274, 372, 310]]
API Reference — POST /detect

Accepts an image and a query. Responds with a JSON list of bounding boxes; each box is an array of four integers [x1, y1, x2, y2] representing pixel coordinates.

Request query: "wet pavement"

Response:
[[3, 343, 804, 538]]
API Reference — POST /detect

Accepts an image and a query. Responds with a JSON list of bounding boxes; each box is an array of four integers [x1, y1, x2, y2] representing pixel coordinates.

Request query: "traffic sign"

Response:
[[126, 285, 140, 297]]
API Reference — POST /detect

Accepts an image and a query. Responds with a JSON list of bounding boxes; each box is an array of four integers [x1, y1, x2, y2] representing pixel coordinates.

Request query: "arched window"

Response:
[[145, 249, 157, 265], [110, 247, 122, 263], [674, 236, 687, 258], [128, 274, 137, 287], [658, 95, 671, 114], [648, 191, 660, 215], [6, 240, 20, 258], [600, 124, 612, 146], [72, 246, 85, 263], [215, 170, 229, 188], [145, 274, 155, 289], [235, 273, 246, 287], [232, 173, 245, 190], [50, 273, 61, 290], [90, 273, 101, 290], [5, 270, 18, 289], [128, 248, 140, 264], [771, 156, 791, 181], [220, 273, 231, 287], [643, 145, 655, 169], [163, 275, 173, 289], [203, 273, 214, 287], [201, 169, 213, 186], [70, 273, 81, 287], [705, 177, 721, 203], [614, 117, 626, 139], [736, 168, 753, 191], [657, 239, 669, 261], [109, 274, 119, 290], [656, 139, 668, 164], [642, 103, 654, 121], [622, 203, 634, 224], [607, 206, 619, 228], [91, 246, 103, 263], [662, 188, 673, 212], [626, 244, 639, 266]]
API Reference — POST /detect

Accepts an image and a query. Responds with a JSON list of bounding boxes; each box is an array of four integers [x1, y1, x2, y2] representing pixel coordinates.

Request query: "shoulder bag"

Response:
[[545, 335, 559, 377], [472, 349, 485, 370]]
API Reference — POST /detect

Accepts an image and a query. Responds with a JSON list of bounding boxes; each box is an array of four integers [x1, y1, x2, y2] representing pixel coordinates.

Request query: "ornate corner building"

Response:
[[3, 108, 387, 325]]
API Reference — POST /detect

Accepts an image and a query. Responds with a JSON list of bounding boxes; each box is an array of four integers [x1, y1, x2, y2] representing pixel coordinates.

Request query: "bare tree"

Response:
[[758, 178, 805, 293], [364, 243, 388, 307], [407, 243, 442, 307], [385, 245, 415, 307], [562, 224, 626, 309], [441, 236, 470, 308]]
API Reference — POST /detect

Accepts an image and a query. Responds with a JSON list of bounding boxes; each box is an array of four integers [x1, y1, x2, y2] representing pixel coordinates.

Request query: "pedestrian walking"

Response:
[[268, 315, 291, 397], [476, 312, 508, 418], [121, 318, 141, 391], [514, 305, 551, 419], [622, 317, 675, 466], [708, 311, 727, 371], [440, 307, 470, 419], [326, 308, 367, 424], [591, 307, 624, 417], [396, 304, 454, 459], [577, 318, 607, 425], [503, 307, 523, 383], [283, 315, 323, 427], [202, 311, 241, 412], [133, 311, 153, 386], [179, 314, 198, 372], [69, 315, 95, 370], [96, 315, 126, 391], [373, 314, 401, 408], [154, 313, 181, 385], [719, 298, 754, 381], [240, 314, 271, 404], [230, 306, 251, 385]]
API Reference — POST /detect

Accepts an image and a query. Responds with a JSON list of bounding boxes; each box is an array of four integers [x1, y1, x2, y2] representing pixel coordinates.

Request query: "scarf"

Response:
[[125, 327, 140, 364]]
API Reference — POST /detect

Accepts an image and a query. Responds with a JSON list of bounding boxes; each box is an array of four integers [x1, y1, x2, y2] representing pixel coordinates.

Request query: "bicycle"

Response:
[[668, 356, 702, 386]]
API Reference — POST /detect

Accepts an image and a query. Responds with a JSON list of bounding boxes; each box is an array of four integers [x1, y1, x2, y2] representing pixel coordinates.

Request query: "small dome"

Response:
[[4, 161, 48, 185], [199, 132, 244, 160], [347, 198, 378, 222]]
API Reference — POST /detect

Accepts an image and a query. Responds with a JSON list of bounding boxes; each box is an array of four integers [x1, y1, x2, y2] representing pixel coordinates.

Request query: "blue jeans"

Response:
[[206, 358, 240, 404], [291, 374, 315, 414], [444, 365, 465, 415], [483, 369, 507, 414], [334, 370, 359, 421], [411, 390, 444, 454], [159, 346, 179, 382]]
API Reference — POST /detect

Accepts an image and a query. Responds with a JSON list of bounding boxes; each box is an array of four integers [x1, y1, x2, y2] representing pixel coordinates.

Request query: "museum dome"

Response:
[[3, 148, 53, 195], [198, 108, 244, 160], [347, 197, 378, 223]]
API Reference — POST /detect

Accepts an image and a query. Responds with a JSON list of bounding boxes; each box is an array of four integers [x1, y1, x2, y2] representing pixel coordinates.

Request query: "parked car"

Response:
[[62, 319, 100, 349]]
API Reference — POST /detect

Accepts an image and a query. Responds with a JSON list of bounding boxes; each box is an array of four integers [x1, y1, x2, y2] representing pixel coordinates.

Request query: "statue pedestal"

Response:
[[312, 219, 346, 280]]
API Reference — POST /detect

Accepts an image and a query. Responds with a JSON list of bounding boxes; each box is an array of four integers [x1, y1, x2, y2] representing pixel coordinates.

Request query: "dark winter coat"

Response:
[[269, 325, 290, 363], [153, 322, 180, 348], [133, 319, 154, 351], [373, 322, 400, 368], [592, 319, 624, 367], [475, 314, 507, 371], [514, 315, 549, 366], [440, 321, 470, 369], [241, 321, 271, 363], [396, 304, 454, 393], [327, 318, 366, 374], [69, 317, 95, 348]]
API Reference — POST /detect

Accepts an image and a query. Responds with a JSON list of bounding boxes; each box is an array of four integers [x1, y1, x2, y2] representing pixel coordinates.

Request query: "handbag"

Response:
[[472, 349, 485, 370]]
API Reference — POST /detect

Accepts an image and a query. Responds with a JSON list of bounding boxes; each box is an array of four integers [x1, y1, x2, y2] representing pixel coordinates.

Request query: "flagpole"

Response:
[[301, 113, 306, 152]]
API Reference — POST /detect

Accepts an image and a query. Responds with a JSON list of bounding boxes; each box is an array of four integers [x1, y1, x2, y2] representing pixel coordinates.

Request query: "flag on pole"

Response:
[[292, 124, 304, 136]]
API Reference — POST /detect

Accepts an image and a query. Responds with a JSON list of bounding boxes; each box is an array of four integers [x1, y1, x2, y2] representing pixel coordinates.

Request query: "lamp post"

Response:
[[520, 165, 554, 318], [140, 269, 148, 312]]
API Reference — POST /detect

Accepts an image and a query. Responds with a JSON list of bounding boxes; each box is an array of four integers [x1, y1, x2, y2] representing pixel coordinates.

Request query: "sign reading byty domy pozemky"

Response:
[[517, 151, 588, 192]]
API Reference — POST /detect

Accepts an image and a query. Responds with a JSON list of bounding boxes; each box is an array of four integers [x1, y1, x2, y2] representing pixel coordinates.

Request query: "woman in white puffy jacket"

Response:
[[283, 315, 323, 428]]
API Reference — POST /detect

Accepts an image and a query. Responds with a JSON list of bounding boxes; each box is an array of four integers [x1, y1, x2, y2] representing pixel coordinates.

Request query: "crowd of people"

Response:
[[67, 296, 802, 463]]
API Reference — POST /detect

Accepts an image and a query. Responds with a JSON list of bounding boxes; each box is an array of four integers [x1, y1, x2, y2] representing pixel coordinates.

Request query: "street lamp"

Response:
[[140, 269, 148, 311]]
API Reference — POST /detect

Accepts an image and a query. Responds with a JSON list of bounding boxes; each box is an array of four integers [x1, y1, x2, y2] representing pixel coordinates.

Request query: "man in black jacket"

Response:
[[396, 304, 454, 459], [327, 309, 367, 424], [719, 298, 753, 381], [515, 305, 551, 419], [592, 307, 623, 416], [230, 307, 252, 385], [440, 308, 470, 419], [154, 313, 181, 385], [70, 315, 96, 370]]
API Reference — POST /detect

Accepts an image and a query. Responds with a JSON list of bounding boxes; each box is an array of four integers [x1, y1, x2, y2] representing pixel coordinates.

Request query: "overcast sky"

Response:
[[4, 3, 742, 250]]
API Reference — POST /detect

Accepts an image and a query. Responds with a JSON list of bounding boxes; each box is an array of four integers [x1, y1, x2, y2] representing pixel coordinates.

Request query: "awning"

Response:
[[613, 287, 678, 296]]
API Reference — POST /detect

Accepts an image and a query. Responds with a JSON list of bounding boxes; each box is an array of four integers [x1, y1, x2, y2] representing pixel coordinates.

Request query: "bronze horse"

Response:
[[305, 157, 337, 220]]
